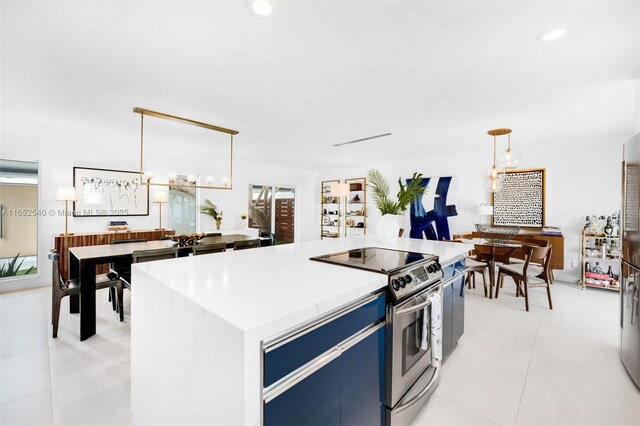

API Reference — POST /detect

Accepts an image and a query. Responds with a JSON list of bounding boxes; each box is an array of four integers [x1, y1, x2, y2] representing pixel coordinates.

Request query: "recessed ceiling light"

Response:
[[247, 0, 274, 18], [536, 28, 567, 43]]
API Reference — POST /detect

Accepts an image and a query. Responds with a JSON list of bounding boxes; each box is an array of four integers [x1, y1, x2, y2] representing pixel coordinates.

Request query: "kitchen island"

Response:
[[131, 237, 471, 425]]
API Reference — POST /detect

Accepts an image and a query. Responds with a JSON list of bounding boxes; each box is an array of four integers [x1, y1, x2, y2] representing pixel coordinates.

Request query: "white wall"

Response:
[[319, 137, 627, 281], [0, 127, 318, 292]]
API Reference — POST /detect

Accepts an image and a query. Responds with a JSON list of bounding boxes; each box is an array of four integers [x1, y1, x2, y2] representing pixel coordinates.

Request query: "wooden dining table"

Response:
[[461, 238, 523, 299], [68, 234, 257, 341]]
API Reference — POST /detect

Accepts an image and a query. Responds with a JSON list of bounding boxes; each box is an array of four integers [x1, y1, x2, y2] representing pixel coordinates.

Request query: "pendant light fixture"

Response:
[[497, 131, 522, 169], [486, 128, 509, 193]]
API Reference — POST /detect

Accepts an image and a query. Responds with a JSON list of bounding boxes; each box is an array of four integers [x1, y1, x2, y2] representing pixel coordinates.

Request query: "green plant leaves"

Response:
[[367, 169, 425, 215]]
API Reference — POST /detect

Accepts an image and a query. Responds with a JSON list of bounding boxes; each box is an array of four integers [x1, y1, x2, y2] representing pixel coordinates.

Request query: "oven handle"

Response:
[[393, 368, 440, 414], [396, 299, 431, 316]]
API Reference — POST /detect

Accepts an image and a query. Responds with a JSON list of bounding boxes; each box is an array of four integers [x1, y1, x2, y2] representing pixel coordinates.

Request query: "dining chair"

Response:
[[233, 239, 261, 251], [108, 238, 148, 309], [447, 238, 489, 296], [48, 249, 121, 338], [495, 245, 553, 311], [506, 238, 554, 283], [192, 242, 227, 256], [116, 247, 179, 321]]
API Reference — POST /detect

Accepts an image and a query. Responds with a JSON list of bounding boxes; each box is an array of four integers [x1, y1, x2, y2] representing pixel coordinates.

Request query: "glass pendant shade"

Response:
[[486, 176, 503, 193], [498, 147, 523, 169]]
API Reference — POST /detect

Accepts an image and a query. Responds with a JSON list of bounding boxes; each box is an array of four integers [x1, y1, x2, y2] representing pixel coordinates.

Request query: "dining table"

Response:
[[68, 234, 258, 341], [461, 238, 523, 299]]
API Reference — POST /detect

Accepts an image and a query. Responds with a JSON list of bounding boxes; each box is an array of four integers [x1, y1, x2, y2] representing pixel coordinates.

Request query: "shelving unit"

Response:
[[320, 180, 341, 239], [580, 230, 621, 291], [344, 177, 367, 237], [320, 178, 367, 239]]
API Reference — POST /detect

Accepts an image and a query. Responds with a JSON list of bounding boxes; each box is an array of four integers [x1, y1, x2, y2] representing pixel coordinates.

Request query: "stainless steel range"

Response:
[[310, 247, 444, 425]]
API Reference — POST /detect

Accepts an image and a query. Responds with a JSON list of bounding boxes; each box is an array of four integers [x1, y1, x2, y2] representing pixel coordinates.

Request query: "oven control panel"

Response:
[[389, 259, 443, 300]]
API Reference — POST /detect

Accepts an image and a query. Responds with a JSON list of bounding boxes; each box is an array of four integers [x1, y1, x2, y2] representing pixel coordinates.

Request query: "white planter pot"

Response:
[[377, 214, 402, 243]]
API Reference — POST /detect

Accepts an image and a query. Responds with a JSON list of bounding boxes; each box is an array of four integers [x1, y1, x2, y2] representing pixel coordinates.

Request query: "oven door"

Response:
[[387, 283, 442, 408]]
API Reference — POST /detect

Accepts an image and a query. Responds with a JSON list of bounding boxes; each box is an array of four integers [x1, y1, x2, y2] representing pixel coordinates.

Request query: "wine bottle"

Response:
[[604, 216, 613, 236]]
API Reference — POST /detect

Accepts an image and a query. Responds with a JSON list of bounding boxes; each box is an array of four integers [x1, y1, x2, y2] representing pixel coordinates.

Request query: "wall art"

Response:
[[492, 168, 545, 227], [73, 167, 149, 217], [408, 176, 459, 241]]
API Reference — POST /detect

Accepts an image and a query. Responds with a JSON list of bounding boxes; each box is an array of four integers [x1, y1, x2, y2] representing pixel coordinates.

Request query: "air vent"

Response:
[[333, 133, 392, 147]]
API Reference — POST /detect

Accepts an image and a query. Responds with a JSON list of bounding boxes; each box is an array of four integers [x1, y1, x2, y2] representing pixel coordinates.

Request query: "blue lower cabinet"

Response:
[[264, 295, 386, 426], [452, 274, 465, 346], [442, 257, 466, 362], [339, 326, 385, 426]]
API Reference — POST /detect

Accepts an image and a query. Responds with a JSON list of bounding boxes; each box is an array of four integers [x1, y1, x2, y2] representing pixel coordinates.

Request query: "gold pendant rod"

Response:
[[133, 107, 239, 135]]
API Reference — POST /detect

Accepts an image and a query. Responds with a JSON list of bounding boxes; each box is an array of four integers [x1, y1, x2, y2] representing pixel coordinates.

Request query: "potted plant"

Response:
[[200, 199, 223, 230], [367, 169, 426, 240], [240, 213, 248, 229]]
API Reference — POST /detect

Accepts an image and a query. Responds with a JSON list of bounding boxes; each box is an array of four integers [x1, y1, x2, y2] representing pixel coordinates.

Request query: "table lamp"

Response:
[[154, 191, 168, 230], [476, 203, 494, 224], [56, 186, 76, 236]]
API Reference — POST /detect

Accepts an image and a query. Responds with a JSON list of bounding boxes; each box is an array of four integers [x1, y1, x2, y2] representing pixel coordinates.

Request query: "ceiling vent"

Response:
[[333, 132, 392, 147]]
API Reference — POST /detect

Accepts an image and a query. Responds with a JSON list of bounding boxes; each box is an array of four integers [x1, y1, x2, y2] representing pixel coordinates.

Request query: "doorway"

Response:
[[0, 159, 39, 279], [249, 185, 296, 245]]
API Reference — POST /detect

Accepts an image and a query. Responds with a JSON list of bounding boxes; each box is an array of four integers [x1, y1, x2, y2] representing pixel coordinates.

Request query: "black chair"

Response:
[[116, 247, 179, 321], [259, 232, 276, 247], [108, 238, 148, 309], [192, 242, 227, 256], [48, 249, 121, 338], [233, 239, 261, 251]]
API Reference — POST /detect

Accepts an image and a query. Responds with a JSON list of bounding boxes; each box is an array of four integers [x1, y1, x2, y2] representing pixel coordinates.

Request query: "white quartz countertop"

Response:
[[132, 236, 471, 338]]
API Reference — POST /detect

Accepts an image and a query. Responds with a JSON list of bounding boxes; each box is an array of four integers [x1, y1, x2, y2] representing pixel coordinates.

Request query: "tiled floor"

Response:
[[1, 279, 638, 425]]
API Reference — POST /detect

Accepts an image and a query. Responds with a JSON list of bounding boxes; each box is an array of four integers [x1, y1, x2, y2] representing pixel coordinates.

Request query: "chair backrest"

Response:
[[233, 239, 261, 251], [48, 249, 66, 291], [192, 242, 227, 256], [205, 232, 222, 237], [473, 244, 492, 262], [524, 245, 553, 277], [522, 238, 550, 247], [132, 247, 179, 264], [453, 233, 474, 241], [111, 238, 147, 245]]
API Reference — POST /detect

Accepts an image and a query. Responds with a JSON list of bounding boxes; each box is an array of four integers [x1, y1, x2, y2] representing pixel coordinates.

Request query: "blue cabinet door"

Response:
[[340, 325, 386, 426], [441, 282, 453, 359], [452, 274, 465, 345], [264, 326, 385, 426]]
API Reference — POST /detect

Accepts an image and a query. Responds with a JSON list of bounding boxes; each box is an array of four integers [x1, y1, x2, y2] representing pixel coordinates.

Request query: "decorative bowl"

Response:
[[166, 233, 205, 246], [474, 224, 520, 242]]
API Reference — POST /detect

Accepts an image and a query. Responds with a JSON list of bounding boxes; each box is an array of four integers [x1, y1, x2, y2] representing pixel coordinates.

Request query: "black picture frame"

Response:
[[73, 167, 149, 217]]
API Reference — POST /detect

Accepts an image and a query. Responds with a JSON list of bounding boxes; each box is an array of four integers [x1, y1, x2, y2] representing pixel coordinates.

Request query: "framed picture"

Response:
[[492, 168, 545, 227], [73, 167, 149, 217]]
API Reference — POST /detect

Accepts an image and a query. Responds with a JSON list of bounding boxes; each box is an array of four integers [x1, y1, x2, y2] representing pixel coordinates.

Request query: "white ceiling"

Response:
[[2, 1, 639, 170]]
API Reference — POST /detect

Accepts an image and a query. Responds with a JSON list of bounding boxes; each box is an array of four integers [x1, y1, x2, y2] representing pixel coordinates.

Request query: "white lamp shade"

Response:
[[329, 183, 350, 197], [56, 186, 76, 201], [154, 191, 168, 203], [477, 204, 494, 216]]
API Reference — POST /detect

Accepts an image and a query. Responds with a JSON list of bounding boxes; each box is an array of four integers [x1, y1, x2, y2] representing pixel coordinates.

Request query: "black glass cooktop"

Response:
[[309, 247, 434, 275]]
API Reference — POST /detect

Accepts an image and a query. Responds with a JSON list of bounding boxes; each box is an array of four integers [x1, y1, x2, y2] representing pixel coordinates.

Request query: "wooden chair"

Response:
[[447, 238, 489, 296], [192, 242, 227, 256], [116, 247, 179, 321], [506, 238, 554, 283], [48, 249, 121, 338], [233, 239, 261, 251], [495, 245, 553, 311]]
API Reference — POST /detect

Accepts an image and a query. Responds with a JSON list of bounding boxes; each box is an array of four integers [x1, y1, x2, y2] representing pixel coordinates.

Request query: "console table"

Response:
[[471, 229, 564, 269]]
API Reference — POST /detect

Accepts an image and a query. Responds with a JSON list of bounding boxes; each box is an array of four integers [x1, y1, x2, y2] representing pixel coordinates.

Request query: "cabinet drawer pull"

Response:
[[263, 321, 384, 403]]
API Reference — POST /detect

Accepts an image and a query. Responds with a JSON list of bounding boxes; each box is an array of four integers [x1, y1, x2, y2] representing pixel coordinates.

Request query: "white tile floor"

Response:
[[1, 279, 638, 425]]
